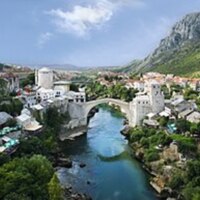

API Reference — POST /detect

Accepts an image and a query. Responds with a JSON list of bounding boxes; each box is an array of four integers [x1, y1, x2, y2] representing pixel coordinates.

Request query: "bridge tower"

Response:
[[147, 81, 164, 113], [129, 95, 151, 127]]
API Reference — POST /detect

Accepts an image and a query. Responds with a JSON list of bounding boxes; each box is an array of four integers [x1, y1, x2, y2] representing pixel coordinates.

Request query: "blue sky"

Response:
[[1, 0, 200, 67]]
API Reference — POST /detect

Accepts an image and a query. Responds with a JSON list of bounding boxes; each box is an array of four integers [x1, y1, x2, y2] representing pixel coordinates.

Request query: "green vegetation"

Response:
[[128, 127, 172, 163], [16, 107, 69, 161], [144, 148, 160, 162], [168, 170, 185, 190], [0, 98, 23, 116], [127, 121, 200, 199], [117, 42, 200, 76], [0, 107, 69, 199], [151, 43, 200, 76], [0, 78, 7, 95], [70, 83, 79, 92], [20, 73, 35, 87], [86, 81, 138, 102], [178, 160, 200, 200], [129, 127, 172, 148], [0, 155, 54, 200], [48, 174, 63, 200], [170, 134, 197, 155]]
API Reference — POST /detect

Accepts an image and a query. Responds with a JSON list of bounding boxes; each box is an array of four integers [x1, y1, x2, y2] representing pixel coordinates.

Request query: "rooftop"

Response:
[[54, 81, 71, 85], [38, 67, 52, 73], [0, 112, 12, 126]]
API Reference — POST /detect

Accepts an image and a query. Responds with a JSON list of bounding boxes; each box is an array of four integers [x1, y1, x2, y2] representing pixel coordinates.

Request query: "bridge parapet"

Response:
[[83, 98, 131, 125]]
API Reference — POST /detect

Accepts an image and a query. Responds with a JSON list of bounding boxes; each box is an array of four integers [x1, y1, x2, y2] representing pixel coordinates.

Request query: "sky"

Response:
[[1, 0, 200, 67]]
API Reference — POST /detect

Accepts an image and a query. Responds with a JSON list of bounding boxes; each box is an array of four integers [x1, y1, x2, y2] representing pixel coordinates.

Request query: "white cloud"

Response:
[[47, 0, 145, 37], [37, 32, 53, 48]]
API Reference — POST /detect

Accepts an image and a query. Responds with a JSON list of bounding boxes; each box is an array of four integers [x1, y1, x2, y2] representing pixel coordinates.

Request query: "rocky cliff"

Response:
[[120, 12, 200, 76]]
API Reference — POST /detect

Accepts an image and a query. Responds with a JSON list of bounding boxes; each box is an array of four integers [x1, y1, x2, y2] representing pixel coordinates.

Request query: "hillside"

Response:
[[120, 12, 200, 76]]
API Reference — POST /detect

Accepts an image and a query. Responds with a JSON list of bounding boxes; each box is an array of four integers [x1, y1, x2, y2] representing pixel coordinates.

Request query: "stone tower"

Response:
[[129, 95, 151, 127], [37, 67, 53, 89], [148, 81, 164, 113]]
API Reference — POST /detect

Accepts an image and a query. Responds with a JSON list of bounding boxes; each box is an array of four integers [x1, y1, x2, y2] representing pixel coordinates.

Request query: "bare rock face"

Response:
[[123, 12, 200, 73], [153, 12, 200, 55]]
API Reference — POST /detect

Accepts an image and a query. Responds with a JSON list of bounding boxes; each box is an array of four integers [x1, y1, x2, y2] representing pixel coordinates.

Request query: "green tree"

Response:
[[70, 83, 79, 92], [48, 173, 63, 200], [20, 73, 35, 87], [0, 155, 54, 200], [159, 116, 168, 127], [176, 119, 191, 133], [168, 173, 184, 190], [0, 78, 7, 96], [5, 118, 17, 127], [144, 148, 160, 162]]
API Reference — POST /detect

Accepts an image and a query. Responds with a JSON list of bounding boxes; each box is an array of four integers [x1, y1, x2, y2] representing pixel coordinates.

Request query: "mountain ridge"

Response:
[[119, 12, 200, 75]]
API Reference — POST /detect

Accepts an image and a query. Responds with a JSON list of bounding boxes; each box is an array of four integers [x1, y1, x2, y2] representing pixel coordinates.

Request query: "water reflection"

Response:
[[58, 108, 157, 200]]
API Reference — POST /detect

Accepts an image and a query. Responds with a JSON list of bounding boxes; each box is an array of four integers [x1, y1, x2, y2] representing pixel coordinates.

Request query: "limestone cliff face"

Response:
[[152, 12, 200, 56], [122, 12, 200, 75]]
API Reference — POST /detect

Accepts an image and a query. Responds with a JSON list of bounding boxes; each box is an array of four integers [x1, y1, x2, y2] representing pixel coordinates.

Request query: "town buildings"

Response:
[[0, 72, 19, 93], [34, 67, 86, 104], [130, 81, 165, 126]]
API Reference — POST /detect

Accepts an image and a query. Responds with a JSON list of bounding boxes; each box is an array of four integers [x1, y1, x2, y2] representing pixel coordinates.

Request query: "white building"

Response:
[[36, 88, 55, 102], [66, 91, 86, 103], [22, 91, 37, 108], [133, 81, 145, 92], [0, 72, 19, 92], [35, 67, 53, 89], [186, 111, 200, 123], [130, 81, 165, 126], [145, 81, 165, 113], [54, 81, 70, 95], [34, 67, 86, 108], [16, 109, 42, 132], [131, 95, 151, 126]]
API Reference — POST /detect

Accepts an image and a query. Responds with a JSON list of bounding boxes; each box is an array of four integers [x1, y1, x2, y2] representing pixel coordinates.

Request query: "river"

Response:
[[58, 107, 157, 200]]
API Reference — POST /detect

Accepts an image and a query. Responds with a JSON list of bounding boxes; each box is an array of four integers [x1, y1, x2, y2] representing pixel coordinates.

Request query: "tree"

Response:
[[0, 99, 23, 116], [70, 83, 79, 92], [5, 118, 17, 127], [159, 116, 168, 127], [186, 161, 200, 181], [45, 107, 64, 132], [4, 193, 31, 200], [183, 186, 200, 200], [144, 148, 160, 162], [48, 174, 63, 200], [0, 155, 54, 200], [168, 173, 184, 189], [0, 153, 10, 166], [0, 78, 7, 96], [20, 73, 35, 87], [176, 119, 191, 133]]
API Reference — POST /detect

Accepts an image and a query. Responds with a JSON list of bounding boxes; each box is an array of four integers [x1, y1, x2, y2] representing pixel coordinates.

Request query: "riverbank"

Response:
[[121, 126, 183, 200], [59, 126, 88, 141], [58, 108, 157, 200]]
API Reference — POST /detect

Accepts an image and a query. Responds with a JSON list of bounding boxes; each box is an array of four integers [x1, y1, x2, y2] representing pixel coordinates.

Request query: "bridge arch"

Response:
[[83, 98, 131, 123]]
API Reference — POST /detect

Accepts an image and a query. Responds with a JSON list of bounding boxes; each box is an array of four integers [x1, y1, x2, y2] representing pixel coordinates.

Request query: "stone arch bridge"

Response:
[[83, 98, 132, 125], [68, 98, 135, 128]]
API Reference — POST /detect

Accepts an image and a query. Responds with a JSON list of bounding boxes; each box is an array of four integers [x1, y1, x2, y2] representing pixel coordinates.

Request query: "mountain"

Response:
[[0, 63, 12, 72], [32, 64, 82, 71], [120, 12, 200, 76]]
